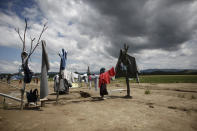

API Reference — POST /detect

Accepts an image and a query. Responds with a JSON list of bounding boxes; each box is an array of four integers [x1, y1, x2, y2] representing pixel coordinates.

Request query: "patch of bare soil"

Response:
[[0, 81, 197, 131]]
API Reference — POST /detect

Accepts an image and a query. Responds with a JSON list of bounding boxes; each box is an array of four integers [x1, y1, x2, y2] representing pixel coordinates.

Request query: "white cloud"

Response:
[[0, 60, 21, 73], [0, 0, 197, 73]]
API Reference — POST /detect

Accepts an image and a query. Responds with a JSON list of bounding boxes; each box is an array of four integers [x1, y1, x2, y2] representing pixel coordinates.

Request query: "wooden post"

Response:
[[56, 83, 60, 103], [126, 77, 130, 96], [20, 52, 27, 110], [56, 67, 61, 103], [124, 43, 132, 98], [125, 72, 132, 98], [20, 82, 26, 110], [3, 97, 6, 107], [41, 101, 45, 107]]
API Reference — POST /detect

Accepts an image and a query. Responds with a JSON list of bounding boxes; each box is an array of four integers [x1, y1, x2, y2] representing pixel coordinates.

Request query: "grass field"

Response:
[[114, 75, 197, 83], [47, 75, 197, 83]]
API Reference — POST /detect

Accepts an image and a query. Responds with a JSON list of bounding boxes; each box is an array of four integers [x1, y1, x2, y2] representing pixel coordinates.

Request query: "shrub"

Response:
[[145, 89, 150, 94]]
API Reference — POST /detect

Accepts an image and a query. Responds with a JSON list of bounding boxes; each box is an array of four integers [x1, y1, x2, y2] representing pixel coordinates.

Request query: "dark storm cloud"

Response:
[[82, 0, 197, 57]]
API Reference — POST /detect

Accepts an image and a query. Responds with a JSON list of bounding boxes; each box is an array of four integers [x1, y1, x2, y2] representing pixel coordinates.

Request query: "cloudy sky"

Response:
[[0, 0, 197, 73]]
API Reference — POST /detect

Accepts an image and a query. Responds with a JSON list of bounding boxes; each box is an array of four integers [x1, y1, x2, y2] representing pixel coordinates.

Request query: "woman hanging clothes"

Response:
[[99, 67, 115, 99]]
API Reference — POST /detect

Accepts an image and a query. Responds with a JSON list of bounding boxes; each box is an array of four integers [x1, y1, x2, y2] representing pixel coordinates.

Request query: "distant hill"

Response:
[[1, 69, 197, 79], [140, 69, 197, 75]]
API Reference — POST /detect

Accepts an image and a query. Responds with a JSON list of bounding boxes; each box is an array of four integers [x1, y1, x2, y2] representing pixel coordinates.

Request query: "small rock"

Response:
[[79, 91, 91, 98], [149, 105, 154, 108]]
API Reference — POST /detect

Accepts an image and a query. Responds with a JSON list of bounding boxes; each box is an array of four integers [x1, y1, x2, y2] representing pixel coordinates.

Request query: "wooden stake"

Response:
[[56, 68, 61, 103], [126, 77, 130, 96], [41, 101, 45, 107], [20, 82, 26, 110]]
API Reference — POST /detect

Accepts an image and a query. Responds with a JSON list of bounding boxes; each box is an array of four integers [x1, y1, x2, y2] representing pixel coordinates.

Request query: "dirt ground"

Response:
[[0, 80, 197, 131]]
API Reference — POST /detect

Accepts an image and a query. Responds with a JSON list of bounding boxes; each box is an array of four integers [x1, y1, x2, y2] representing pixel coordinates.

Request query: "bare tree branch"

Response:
[[28, 22, 48, 58], [29, 36, 35, 54], [23, 18, 28, 52], [124, 43, 129, 53], [15, 28, 24, 45]]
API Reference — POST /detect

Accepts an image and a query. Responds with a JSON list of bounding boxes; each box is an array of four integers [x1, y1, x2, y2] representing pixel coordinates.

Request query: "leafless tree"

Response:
[[15, 19, 48, 59], [15, 18, 48, 109]]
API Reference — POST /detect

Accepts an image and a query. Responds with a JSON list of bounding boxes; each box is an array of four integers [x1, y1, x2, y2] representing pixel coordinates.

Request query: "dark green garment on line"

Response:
[[115, 49, 138, 78]]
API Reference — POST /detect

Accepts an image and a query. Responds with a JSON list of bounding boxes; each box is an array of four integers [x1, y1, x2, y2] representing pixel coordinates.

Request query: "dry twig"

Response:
[[28, 22, 48, 58], [30, 36, 35, 54]]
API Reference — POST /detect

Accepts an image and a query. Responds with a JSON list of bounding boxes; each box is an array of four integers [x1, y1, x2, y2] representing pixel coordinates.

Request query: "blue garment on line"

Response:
[[120, 62, 127, 71], [60, 49, 67, 70]]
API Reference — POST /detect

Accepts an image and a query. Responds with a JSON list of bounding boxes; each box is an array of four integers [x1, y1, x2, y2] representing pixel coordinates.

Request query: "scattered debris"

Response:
[[191, 95, 196, 99], [149, 105, 154, 108], [168, 106, 177, 109], [79, 91, 91, 98]]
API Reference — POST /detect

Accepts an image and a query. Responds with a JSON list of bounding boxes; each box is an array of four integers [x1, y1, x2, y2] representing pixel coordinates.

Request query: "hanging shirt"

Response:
[[60, 49, 67, 70], [63, 70, 75, 83], [99, 67, 115, 88]]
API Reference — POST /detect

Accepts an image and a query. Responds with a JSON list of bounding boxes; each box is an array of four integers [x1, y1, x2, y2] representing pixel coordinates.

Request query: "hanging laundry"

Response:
[[115, 49, 139, 80], [21, 51, 33, 83], [63, 70, 75, 84], [53, 74, 71, 93], [40, 40, 50, 99], [55, 69, 75, 93], [59, 49, 67, 70], [78, 74, 82, 83], [56, 48, 71, 94]]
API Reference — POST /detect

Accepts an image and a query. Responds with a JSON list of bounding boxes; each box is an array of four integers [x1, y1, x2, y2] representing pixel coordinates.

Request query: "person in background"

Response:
[[7, 74, 11, 84]]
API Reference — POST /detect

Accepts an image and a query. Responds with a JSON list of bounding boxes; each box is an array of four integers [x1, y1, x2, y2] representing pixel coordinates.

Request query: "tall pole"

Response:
[[20, 52, 28, 110], [20, 82, 25, 110], [56, 65, 61, 103], [126, 77, 130, 97], [124, 43, 132, 98], [125, 69, 132, 98]]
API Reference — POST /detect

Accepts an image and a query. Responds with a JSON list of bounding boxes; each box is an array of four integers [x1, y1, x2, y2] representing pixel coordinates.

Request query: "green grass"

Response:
[[113, 75, 197, 83], [48, 75, 197, 83], [48, 77, 54, 81], [145, 89, 151, 94]]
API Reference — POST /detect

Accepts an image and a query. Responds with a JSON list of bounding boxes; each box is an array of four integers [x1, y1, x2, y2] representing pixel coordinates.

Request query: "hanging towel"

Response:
[[40, 40, 50, 99]]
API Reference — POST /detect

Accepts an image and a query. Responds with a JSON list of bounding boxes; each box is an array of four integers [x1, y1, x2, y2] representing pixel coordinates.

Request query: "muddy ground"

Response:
[[0, 80, 197, 131]]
